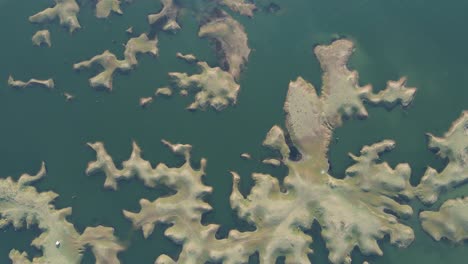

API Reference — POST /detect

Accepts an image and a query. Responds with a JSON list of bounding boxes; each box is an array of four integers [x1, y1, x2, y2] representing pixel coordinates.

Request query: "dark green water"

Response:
[[0, 0, 466, 263]]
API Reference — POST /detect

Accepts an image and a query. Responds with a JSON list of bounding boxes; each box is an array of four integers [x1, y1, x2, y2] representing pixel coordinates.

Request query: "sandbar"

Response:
[[96, 0, 123, 18], [87, 38, 420, 264], [148, 0, 180, 32], [29, 0, 81, 33], [8, 75, 55, 89], [74, 33, 158, 90], [32, 30, 51, 47], [169, 61, 239, 111], [0, 163, 124, 263], [199, 11, 250, 80]]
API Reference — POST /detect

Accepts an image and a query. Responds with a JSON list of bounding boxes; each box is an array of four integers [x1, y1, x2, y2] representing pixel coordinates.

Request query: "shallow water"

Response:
[[0, 0, 466, 263]]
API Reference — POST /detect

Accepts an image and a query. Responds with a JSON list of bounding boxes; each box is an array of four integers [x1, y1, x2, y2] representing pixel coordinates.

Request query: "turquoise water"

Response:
[[0, 0, 467, 263]]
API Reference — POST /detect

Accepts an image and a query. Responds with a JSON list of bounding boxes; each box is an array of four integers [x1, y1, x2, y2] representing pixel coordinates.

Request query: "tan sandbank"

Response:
[[176, 52, 197, 63], [148, 0, 180, 32], [262, 125, 290, 158], [313, 39, 417, 128], [416, 111, 468, 244], [0, 163, 124, 264], [155, 87, 172, 96], [262, 158, 281, 167], [251, 137, 414, 264], [8, 75, 55, 89], [420, 197, 468, 243], [255, 39, 415, 263], [32, 30, 51, 47], [73, 50, 131, 90], [139, 88, 172, 108], [88, 140, 413, 264], [220, 0, 256, 17], [415, 111, 468, 204], [139, 96, 153, 107], [74, 33, 158, 90], [64, 92, 75, 101], [124, 33, 158, 65], [199, 11, 250, 79], [87, 38, 418, 264], [366, 77, 416, 108], [169, 61, 239, 111], [284, 39, 416, 169], [96, 0, 123, 18], [126, 26, 133, 34], [29, 0, 81, 33], [240, 153, 251, 159], [179, 89, 188, 96]]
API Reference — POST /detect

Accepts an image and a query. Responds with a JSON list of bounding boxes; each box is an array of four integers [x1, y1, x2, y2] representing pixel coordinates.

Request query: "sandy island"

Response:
[[0, 163, 124, 264], [169, 61, 239, 111], [415, 111, 468, 204], [32, 30, 51, 47], [148, 0, 180, 31], [8, 75, 55, 89], [87, 38, 422, 264], [29, 0, 81, 33], [199, 11, 251, 80], [74, 33, 158, 90], [220, 0, 256, 17], [416, 111, 467, 243], [96, 0, 123, 18], [176, 52, 197, 63]]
